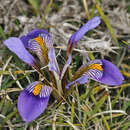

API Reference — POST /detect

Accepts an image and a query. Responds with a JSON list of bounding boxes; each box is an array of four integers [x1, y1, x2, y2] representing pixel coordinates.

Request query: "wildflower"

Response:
[[66, 59, 124, 89], [4, 16, 124, 123], [4, 29, 57, 123]]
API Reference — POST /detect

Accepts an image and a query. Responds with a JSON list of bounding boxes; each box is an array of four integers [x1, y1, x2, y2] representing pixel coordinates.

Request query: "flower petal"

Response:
[[98, 59, 124, 85], [20, 29, 52, 65], [20, 29, 50, 48], [4, 37, 36, 66], [18, 82, 52, 123], [82, 59, 124, 85], [85, 60, 103, 81], [67, 16, 101, 54], [66, 74, 88, 89], [48, 48, 60, 75], [60, 55, 72, 79], [66, 59, 124, 89]]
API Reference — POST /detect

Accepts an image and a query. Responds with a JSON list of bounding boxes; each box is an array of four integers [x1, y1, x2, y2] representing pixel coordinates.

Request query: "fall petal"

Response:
[[20, 29, 50, 48], [17, 82, 52, 123], [67, 16, 101, 54], [84, 59, 124, 85], [4, 37, 36, 66], [20, 29, 53, 65], [98, 59, 124, 85]]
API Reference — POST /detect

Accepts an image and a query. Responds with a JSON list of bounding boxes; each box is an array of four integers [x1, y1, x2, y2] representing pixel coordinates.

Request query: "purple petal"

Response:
[[85, 69, 103, 81], [85, 59, 124, 85], [20, 29, 50, 48], [66, 75, 88, 89], [21, 29, 54, 65], [4, 37, 35, 66], [48, 48, 60, 75], [98, 59, 124, 85], [18, 82, 52, 123], [67, 16, 101, 54], [85, 60, 103, 81], [60, 55, 72, 79]]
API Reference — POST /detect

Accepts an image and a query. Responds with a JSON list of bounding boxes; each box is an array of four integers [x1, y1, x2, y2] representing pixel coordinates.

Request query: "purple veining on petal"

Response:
[[67, 16, 101, 54], [48, 48, 60, 75], [66, 59, 124, 89], [85, 59, 124, 85], [66, 74, 88, 89], [4, 37, 35, 66], [85, 68, 103, 81], [18, 82, 52, 123], [20, 29, 50, 48], [20, 29, 54, 66]]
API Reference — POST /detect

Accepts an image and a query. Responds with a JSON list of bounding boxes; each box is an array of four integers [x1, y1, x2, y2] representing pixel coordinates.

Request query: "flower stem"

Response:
[[56, 79, 63, 95]]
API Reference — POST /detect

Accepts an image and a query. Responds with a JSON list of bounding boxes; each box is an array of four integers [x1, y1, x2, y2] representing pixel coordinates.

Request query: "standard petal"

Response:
[[83, 59, 124, 85], [4, 37, 35, 66], [18, 82, 52, 123], [67, 16, 101, 54], [66, 75, 88, 89], [60, 55, 72, 79], [48, 48, 60, 75], [98, 59, 124, 85]]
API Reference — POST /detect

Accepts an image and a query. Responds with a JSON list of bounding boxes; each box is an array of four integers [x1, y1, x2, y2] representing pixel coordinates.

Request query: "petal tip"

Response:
[[100, 59, 124, 86]]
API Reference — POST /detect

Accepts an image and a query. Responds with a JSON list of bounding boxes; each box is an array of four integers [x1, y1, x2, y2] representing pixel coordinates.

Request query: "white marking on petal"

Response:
[[25, 81, 40, 93], [25, 82, 52, 98], [28, 39, 43, 58], [40, 33, 53, 48], [86, 69, 103, 80], [39, 86, 52, 98]]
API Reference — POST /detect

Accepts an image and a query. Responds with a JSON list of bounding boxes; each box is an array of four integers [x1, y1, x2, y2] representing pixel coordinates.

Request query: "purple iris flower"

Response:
[[66, 59, 124, 89], [4, 16, 124, 123], [4, 29, 57, 123]]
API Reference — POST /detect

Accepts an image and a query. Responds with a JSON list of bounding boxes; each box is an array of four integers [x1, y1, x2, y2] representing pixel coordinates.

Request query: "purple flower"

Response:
[[18, 81, 52, 123], [4, 16, 124, 123], [67, 16, 101, 55], [4, 29, 60, 75], [66, 59, 124, 89], [4, 29, 57, 123]]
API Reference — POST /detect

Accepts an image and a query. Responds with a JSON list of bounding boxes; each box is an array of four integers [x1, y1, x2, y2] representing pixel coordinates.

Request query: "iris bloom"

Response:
[[4, 16, 124, 123]]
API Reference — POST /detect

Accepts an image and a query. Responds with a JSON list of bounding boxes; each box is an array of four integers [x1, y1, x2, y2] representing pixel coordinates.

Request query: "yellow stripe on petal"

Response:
[[33, 84, 42, 96], [72, 63, 103, 81], [34, 36, 48, 64], [88, 64, 104, 71], [34, 36, 44, 47]]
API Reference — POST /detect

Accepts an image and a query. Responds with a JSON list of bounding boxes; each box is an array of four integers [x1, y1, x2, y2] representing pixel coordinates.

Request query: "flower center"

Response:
[[33, 83, 42, 96], [88, 64, 103, 71]]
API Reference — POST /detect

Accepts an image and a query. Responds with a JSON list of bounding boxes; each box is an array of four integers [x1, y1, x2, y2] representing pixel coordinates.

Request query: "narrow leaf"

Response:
[[95, 2, 118, 45]]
